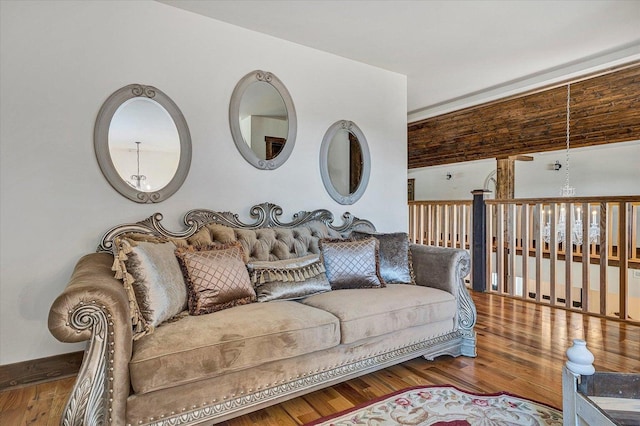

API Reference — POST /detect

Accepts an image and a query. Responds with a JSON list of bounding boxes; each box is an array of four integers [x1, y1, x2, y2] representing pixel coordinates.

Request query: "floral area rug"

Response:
[[305, 385, 563, 426]]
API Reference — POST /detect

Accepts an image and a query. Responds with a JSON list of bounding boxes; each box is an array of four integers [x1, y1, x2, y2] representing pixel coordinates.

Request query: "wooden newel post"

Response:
[[471, 189, 490, 292]]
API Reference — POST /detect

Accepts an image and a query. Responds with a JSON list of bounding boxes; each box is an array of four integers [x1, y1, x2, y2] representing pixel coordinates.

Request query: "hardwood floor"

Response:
[[1, 292, 638, 425]]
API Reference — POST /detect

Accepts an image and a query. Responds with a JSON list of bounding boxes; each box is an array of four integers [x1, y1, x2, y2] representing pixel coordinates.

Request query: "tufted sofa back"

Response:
[[173, 221, 343, 262]]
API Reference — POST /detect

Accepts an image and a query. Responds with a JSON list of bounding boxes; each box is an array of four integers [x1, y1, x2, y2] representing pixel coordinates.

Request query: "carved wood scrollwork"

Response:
[[98, 202, 376, 253], [454, 255, 477, 357], [63, 302, 113, 425]]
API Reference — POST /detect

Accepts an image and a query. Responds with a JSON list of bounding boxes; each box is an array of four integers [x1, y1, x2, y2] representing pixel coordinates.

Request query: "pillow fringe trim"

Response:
[[111, 237, 151, 339], [250, 262, 326, 285]]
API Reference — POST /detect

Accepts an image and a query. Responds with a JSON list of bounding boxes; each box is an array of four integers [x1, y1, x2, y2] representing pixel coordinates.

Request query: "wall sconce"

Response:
[[553, 161, 562, 171], [445, 172, 452, 180]]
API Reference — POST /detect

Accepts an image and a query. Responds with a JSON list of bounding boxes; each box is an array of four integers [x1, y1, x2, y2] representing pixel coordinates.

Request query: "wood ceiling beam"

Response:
[[408, 63, 640, 169]]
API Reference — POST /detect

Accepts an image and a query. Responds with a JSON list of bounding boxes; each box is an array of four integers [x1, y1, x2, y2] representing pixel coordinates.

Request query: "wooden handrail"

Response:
[[486, 196, 640, 204], [409, 200, 472, 205]]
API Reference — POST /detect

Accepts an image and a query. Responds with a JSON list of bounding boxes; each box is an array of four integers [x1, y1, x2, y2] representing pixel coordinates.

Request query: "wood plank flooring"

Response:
[[1, 292, 638, 425]]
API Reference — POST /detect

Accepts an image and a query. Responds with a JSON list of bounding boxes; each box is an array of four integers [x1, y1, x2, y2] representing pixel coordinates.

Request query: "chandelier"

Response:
[[129, 141, 148, 190], [542, 84, 598, 246]]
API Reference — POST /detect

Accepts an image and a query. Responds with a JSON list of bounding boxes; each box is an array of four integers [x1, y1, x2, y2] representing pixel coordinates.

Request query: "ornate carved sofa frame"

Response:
[[49, 203, 477, 425]]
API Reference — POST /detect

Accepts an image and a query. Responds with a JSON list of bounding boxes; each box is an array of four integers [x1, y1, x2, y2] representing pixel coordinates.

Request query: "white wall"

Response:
[[0, 1, 407, 365], [515, 140, 640, 197], [408, 140, 640, 200], [408, 159, 495, 200]]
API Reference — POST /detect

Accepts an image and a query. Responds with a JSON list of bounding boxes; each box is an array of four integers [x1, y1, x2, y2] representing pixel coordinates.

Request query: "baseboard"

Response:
[[0, 350, 83, 391]]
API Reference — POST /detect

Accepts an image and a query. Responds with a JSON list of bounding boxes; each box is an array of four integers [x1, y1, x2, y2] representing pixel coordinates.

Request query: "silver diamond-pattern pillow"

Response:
[[319, 238, 385, 289]]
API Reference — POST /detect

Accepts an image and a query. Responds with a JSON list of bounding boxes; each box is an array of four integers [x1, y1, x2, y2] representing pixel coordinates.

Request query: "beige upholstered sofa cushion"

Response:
[[302, 284, 456, 344], [129, 301, 340, 394]]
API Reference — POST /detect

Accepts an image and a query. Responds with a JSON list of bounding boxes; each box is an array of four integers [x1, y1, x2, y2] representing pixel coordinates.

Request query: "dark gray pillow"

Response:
[[319, 238, 385, 289], [350, 231, 414, 284]]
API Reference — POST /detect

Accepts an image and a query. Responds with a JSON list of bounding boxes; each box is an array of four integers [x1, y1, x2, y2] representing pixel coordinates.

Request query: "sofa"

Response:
[[48, 203, 477, 426]]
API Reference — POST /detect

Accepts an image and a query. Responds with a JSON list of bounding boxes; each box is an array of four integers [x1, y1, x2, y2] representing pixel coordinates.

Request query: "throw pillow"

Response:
[[247, 254, 331, 302], [319, 237, 385, 289], [350, 231, 415, 284], [112, 235, 188, 339], [175, 243, 256, 315]]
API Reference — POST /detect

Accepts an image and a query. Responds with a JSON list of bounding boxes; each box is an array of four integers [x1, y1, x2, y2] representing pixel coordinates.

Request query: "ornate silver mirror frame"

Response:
[[319, 120, 371, 205], [94, 84, 192, 203], [229, 70, 297, 170]]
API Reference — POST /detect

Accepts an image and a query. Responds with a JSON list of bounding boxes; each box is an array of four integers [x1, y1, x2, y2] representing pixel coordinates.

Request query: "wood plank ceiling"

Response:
[[408, 63, 640, 169]]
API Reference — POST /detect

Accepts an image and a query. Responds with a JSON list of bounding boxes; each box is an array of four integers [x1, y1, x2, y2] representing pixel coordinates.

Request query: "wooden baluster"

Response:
[[631, 203, 638, 262], [460, 204, 466, 250], [550, 204, 558, 306], [486, 203, 493, 292], [522, 203, 530, 300], [466, 203, 472, 251], [444, 204, 448, 247], [415, 204, 425, 244], [536, 203, 543, 303], [582, 202, 590, 313], [608, 204, 615, 259], [409, 204, 415, 243], [565, 203, 573, 309], [450, 205, 455, 248], [426, 204, 432, 245], [435, 204, 440, 246], [449, 204, 454, 248], [508, 203, 516, 297], [619, 201, 628, 320], [599, 202, 608, 316], [496, 204, 505, 294]]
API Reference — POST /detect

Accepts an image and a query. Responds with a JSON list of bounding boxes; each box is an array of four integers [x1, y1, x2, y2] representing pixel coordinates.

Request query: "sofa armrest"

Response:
[[410, 244, 477, 357], [409, 244, 468, 294], [48, 252, 132, 425]]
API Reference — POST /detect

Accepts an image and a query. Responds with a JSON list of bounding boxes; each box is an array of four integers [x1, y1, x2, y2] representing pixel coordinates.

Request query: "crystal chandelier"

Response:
[[543, 84, 598, 246], [129, 141, 148, 190]]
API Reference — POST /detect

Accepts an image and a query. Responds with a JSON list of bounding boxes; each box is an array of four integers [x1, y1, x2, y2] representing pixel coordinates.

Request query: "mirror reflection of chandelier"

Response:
[[542, 84, 599, 246], [130, 141, 148, 190]]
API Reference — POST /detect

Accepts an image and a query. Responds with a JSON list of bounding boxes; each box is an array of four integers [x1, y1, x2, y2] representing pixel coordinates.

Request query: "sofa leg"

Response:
[[460, 332, 477, 357]]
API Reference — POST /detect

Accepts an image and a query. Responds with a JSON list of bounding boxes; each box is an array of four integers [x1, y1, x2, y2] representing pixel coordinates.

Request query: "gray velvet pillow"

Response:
[[113, 237, 188, 339], [247, 254, 331, 302], [351, 231, 415, 284], [319, 238, 385, 289]]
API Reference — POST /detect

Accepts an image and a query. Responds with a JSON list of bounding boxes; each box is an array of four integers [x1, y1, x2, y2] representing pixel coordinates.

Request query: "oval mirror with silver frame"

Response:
[[94, 84, 192, 203], [229, 70, 297, 170], [319, 120, 371, 205]]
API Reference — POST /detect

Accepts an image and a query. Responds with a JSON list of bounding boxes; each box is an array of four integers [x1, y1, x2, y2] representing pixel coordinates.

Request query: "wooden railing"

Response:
[[408, 196, 640, 324], [408, 200, 472, 248]]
